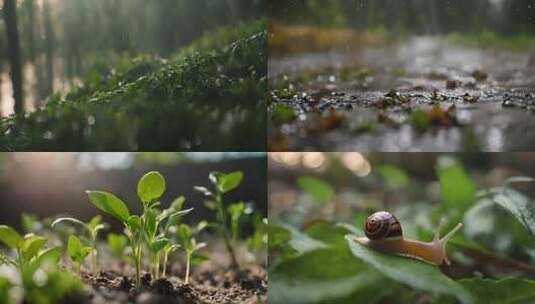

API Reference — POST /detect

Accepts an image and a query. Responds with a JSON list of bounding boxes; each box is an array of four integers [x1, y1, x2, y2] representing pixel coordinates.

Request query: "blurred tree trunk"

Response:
[[42, 0, 54, 98], [0, 75, 3, 116], [24, 0, 40, 107], [3, 0, 24, 114]]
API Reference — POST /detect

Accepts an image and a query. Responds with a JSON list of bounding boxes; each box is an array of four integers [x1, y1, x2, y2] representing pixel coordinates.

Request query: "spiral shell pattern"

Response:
[[364, 211, 402, 240]]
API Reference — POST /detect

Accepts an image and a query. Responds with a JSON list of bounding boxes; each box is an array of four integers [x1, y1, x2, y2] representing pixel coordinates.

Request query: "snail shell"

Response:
[[364, 211, 402, 240]]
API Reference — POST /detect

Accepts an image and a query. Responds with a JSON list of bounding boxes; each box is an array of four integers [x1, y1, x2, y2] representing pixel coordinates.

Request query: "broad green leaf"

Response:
[[269, 248, 388, 304], [150, 238, 169, 253], [437, 158, 475, 212], [297, 176, 334, 204], [29, 247, 61, 271], [127, 215, 142, 232], [87, 191, 130, 222], [492, 188, 535, 237], [345, 235, 473, 304], [268, 224, 292, 251], [282, 224, 327, 254], [376, 165, 410, 189], [458, 278, 535, 304], [0, 225, 23, 249], [22, 236, 47, 261], [217, 171, 243, 193], [68, 235, 82, 261], [137, 171, 166, 203]]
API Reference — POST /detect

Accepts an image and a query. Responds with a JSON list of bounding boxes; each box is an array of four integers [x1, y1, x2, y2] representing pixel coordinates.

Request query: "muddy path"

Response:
[[268, 36, 535, 151]]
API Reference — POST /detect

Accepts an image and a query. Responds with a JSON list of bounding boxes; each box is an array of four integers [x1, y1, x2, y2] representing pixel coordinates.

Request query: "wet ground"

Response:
[[268, 36, 535, 151]]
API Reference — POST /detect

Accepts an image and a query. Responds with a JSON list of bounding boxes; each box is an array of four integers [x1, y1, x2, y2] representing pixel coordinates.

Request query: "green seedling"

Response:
[[176, 222, 207, 284], [228, 202, 247, 243], [195, 171, 243, 269], [0, 225, 60, 275], [67, 235, 92, 275], [51, 215, 107, 274], [87, 171, 192, 287], [247, 213, 268, 252], [107, 233, 128, 259]]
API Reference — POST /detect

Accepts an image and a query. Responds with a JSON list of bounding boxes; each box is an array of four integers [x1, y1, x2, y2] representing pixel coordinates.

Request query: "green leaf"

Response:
[[376, 165, 410, 189], [88, 216, 103, 231], [410, 110, 429, 132], [345, 234, 473, 304], [437, 158, 475, 212], [68, 235, 82, 262], [492, 188, 535, 237], [228, 202, 246, 219], [149, 238, 169, 253], [87, 191, 130, 222], [281, 224, 327, 254], [29, 247, 61, 271], [457, 278, 535, 304], [190, 253, 209, 266], [22, 236, 47, 261], [107, 234, 128, 257], [271, 104, 296, 126], [137, 171, 166, 203], [177, 224, 192, 241], [170, 196, 186, 211], [268, 224, 292, 251], [0, 225, 23, 249], [217, 171, 244, 193], [144, 209, 158, 239], [127, 215, 142, 232], [269, 248, 388, 304], [297, 176, 334, 204]]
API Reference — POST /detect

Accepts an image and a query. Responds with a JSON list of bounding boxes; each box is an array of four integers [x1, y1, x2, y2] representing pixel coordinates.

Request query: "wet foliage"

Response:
[[268, 153, 535, 303], [0, 21, 267, 151]]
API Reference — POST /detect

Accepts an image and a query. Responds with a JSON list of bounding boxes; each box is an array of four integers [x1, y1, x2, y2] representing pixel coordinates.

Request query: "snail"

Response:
[[352, 211, 463, 266]]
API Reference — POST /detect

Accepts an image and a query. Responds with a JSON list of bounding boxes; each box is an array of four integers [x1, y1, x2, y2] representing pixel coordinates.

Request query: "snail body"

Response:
[[353, 211, 463, 266]]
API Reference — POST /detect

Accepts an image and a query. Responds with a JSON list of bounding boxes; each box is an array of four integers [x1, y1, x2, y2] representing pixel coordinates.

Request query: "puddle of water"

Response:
[[269, 36, 535, 152]]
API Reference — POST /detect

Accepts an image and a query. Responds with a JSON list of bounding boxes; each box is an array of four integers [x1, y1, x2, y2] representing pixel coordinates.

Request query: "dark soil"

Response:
[[75, 265, 267, 304]]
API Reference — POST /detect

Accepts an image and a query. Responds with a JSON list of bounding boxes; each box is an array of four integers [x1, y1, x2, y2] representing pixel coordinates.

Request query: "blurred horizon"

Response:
[[0, 152, 267, 232]]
